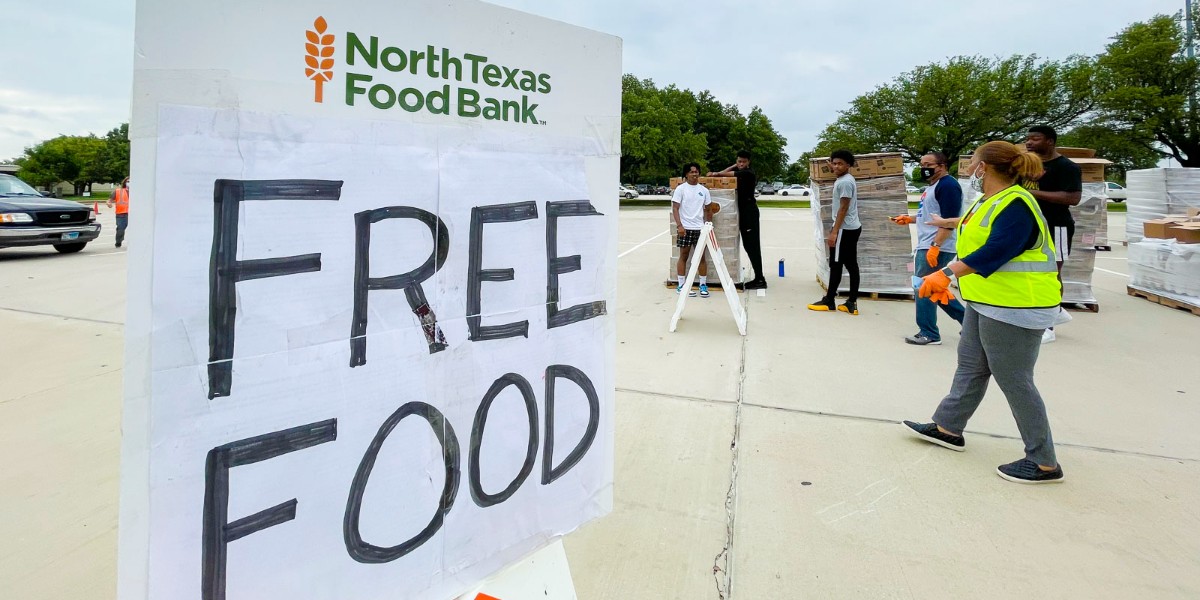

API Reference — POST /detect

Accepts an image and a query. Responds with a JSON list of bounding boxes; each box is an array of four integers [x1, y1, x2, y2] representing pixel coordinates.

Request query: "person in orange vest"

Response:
[[107, 176, 130, 247]]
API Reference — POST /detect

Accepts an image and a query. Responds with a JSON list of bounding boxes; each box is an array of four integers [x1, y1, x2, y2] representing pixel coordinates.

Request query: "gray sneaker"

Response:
[[905, 334, 942, 346]]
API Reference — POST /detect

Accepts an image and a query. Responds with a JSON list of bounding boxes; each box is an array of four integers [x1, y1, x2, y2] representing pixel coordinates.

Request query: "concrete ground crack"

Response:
[[0, 305, 123, 326], [712, 290, 750, 600]]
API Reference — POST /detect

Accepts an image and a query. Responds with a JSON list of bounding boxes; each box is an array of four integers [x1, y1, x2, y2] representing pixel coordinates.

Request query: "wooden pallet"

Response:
[[816, 275, 914, 301], [1063, 301, 1100, 313], [664, 280, 737, 291], [1127, 286, 1200, 316]]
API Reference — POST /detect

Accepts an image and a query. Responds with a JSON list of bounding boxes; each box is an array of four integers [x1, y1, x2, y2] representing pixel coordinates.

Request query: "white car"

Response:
[[619, 185, 639, 199], [1104, 181, 1127, 202], [905, 184, 921, 194], [777, 184, 811, 197]]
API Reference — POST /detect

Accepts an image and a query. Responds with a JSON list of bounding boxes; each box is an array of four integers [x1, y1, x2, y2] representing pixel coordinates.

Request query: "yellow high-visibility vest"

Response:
[[956, 185, 1061, 309]]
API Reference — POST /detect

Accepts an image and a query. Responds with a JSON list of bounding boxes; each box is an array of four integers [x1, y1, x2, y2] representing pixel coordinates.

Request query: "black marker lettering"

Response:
[[202, 419, 337, 600], [469, 373, 538, 507], [541, 364, 600, 484], [467, 202, 538, 341], [208, 179, 342, 399], [546, 201, 607, 329], [344, 402, 460, 563], [351, 207, 449, 366]]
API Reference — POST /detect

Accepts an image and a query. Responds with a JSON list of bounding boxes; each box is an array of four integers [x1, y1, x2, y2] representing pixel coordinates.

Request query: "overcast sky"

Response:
[[1, 0, 1188, 163]]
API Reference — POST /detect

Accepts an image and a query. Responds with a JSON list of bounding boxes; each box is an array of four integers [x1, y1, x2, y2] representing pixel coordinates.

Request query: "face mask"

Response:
[[920, 167, 936, 181], [968, 170, 984, 193]]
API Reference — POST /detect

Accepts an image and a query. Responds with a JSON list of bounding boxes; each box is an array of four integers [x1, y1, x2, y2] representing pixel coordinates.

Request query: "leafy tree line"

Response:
[[7, 124, 129, 195], [621, 75, 789, 184], [807, 9, 1200, 183]]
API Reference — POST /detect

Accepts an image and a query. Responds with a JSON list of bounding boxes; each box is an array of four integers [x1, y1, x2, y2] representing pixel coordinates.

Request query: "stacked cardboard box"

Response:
[[811, 153, 905, 183], [1129, 191, 1200, 308], [810, 158, 914, 295], [1124, 168, 1200, 244], [665, 177, 741, 285], [1129, 239, 1200, 305], [957, 149, 1113, 183], [1062, 187, 1107, 305]]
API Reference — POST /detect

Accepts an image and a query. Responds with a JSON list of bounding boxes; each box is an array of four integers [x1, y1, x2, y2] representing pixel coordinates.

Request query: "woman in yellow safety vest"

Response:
[[901, 140, 1065, 484]]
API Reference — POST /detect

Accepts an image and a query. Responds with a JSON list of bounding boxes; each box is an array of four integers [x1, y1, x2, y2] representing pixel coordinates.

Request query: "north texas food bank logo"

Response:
[[301, 16, 551, 124], [305, 17, 335, 103]]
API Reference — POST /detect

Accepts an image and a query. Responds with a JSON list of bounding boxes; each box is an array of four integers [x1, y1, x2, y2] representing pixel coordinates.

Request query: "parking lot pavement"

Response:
[[3, 207, 1198, 599]]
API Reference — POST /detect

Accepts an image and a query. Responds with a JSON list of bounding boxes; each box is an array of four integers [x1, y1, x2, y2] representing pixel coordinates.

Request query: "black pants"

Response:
[[825, 227, 861, 302], [739, 208, 764, 280]]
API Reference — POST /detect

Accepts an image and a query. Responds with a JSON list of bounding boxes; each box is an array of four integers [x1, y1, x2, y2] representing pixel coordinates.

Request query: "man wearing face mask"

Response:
[[890, 152, 965, 345], [1024, 125, 1081, 344]]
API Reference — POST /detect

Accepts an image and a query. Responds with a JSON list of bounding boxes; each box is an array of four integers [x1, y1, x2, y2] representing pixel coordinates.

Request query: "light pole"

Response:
[[1189, 0, 1195, 59]]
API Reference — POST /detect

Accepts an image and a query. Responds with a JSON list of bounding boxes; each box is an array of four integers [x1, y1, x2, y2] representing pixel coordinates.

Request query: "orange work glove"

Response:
[[926, 245, 941, 267], [919, 270, 952, 304], [891, 215, 915, 225], [928, 288, 956, 305]]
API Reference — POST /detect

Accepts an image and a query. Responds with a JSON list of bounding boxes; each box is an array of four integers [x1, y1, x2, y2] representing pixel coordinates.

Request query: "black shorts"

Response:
[[677, 229, 701, 248]]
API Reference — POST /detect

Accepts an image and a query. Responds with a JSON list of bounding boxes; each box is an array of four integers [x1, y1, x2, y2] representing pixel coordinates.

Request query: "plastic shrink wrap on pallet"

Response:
[[666, 186, 742, 284], [812, 175, 914, 295], [1061, 186, 1107, 305], [1128, 239, 1200, 305], [1125, 168, 1200, 244]]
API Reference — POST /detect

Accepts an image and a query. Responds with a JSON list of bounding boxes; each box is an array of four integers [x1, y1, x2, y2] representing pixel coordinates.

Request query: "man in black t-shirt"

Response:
[[1024, 126, 1082, 265], [1024, 125, 1081, 344], [709, 150, 766, 288]]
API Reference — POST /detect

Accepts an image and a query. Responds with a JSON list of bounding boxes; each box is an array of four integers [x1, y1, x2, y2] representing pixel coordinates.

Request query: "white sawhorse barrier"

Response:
[[669, 222, 747, 335]]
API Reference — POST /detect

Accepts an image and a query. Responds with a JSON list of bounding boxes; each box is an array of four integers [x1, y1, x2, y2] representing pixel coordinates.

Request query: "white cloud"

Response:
[[0, 0, 1187, 163]]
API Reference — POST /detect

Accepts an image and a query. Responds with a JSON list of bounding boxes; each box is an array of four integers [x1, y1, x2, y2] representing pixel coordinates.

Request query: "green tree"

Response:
[[1092, 12, 1200, 166], [620, 74, 791, 184], [15, 135, 107, 195], [814, 55, 1096, 164], [93, 123, 131, 184], [620, 75, 708, 184], [784, 153, 812, 184], [739, 107, 787, 181]]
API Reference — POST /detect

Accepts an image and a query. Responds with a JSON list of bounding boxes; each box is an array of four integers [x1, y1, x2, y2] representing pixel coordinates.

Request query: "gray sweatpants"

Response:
[[932, 305, 1058, 466]]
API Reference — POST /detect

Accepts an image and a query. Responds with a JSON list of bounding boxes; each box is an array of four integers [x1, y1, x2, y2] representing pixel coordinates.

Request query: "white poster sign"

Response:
[[119, 2, 620, 600]]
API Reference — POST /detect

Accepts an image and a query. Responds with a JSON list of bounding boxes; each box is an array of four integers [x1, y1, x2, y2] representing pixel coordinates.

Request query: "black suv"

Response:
[[0, 174, 101, 253]]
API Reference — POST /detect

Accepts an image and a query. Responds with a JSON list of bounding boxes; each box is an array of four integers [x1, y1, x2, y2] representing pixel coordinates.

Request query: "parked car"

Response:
[[0, 174, 100, 253], [653, 185, 671, 196], [758, 182, 778, 195], [777, 184, 811, 197], [1105, 181, 1127, 202], [905, 184, 921, 194], [619, 185, 639, 199], [634, 184, 651, 194]]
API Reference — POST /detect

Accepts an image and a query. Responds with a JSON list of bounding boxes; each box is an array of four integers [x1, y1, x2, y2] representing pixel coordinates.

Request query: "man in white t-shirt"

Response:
[[672, 163, 720, 297]]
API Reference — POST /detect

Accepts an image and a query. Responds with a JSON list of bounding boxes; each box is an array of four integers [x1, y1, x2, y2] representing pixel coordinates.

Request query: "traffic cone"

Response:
[[93, 201, 101, 214]]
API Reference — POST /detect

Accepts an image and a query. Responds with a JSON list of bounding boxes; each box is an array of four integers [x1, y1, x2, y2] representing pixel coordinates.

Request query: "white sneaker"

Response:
[[1054, 308, 1073, 326], [1041, 329, 1056, 344]]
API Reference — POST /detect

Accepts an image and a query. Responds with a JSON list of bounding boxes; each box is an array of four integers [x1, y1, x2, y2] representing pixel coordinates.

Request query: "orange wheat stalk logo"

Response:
[[305, 17, 335, 103]]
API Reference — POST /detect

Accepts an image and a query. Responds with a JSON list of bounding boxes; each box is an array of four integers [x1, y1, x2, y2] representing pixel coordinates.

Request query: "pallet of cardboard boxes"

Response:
[[810, 152, 914, 296], [665, 177, 741, 287], [1128, 205, 1200, 315]]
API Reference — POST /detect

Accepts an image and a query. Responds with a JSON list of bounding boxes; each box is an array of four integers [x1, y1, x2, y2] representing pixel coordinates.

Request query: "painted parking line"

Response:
[[1095, 267, 1129, 278], [619, 229, 668, 259]]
